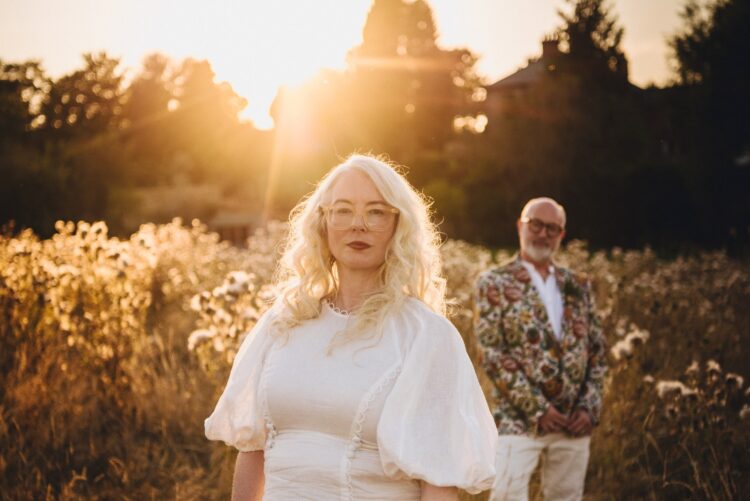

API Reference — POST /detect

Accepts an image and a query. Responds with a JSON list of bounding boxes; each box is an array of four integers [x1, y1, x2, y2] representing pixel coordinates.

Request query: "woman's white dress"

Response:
[[205, 299, 497, 500]]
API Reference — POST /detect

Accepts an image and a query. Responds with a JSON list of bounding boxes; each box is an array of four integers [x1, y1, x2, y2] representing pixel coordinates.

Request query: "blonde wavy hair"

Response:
[[272, 154, 446, 349]]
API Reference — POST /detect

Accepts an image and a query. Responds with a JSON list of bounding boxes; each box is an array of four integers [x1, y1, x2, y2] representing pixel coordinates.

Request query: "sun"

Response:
[[157, 0, 371, 129]]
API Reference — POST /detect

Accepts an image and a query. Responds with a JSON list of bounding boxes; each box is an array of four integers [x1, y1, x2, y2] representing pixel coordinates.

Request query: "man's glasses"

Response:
[[321, 202, 399, 231], [520, 217, 565, 237]]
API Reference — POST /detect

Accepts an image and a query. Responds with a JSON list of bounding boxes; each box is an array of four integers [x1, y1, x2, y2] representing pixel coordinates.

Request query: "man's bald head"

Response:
[[520, 197, 566, 227]]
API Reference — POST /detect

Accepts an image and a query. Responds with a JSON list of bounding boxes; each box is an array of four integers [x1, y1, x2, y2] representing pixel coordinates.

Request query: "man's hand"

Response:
[[538, 405, 568, 434], [566, 409, 593, 436]]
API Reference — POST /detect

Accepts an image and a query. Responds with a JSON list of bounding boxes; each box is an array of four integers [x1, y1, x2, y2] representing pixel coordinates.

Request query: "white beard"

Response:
[[524, 243, 555, 262]]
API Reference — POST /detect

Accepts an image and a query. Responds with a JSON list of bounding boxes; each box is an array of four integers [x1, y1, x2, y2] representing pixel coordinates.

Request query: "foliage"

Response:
[[0, 52, 271, 238], [38, 53, 125, 139], [557, 0, 629, 82], [264, 0, 483, 212], [667, 0, 750, 251], [1, 0, 749, 249], [0, 219, 279, 498], [2, 222, 749, 499]]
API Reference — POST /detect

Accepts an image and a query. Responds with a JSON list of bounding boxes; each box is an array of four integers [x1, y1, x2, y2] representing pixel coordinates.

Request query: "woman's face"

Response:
[[324, 170, 397, 277]]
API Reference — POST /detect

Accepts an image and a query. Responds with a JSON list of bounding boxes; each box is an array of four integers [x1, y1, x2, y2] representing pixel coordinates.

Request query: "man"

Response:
[[473, 197, 607, 501]]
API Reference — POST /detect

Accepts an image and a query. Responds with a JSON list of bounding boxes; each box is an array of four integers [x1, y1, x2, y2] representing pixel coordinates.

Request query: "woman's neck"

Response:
[[334, 268, 381, 311]]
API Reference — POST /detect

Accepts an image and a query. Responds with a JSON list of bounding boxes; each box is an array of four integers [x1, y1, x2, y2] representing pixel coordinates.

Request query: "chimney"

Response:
[[541, 36, 559, 60]]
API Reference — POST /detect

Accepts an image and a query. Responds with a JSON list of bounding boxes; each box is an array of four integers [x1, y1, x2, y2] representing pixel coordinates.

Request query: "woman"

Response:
[[205, 154, 497, 500]]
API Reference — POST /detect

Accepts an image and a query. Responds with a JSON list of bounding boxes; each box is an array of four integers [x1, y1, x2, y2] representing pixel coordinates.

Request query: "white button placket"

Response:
[[263, 417, 277, 450], [340, 364, 402, 501]]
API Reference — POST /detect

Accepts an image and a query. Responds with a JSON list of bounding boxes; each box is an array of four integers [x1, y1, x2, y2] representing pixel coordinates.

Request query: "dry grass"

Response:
[[1, 222, 748, 500]]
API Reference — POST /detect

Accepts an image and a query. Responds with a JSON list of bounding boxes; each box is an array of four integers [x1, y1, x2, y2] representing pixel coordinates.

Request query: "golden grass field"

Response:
[[1, 220, 748, 500]]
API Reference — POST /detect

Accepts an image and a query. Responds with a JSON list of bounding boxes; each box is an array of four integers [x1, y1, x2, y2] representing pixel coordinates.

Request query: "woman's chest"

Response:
[[263, 320, 401, 442]]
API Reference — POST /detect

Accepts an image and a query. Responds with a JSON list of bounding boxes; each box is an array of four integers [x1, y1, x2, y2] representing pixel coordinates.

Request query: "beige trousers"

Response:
[[489, 433, 591, 501]]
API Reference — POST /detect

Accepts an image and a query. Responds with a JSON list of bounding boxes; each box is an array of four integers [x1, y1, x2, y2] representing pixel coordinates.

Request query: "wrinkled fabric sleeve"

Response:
[[473, 272, 549, 431], [377, 314, 497, 494], [574, 281, 608, 425], [204, 308, 277, 452]]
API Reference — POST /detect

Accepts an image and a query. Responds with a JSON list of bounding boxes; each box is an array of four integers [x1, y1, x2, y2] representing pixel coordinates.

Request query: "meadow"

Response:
[[1, 220, 748, 500]]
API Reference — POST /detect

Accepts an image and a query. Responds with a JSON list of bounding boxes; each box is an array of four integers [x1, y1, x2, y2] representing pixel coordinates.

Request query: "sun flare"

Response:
[[152, 0, 371, 128]]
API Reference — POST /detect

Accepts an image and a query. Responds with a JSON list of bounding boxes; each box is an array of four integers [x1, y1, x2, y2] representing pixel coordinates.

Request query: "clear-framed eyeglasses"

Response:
[[320, 202, 399, 231], [520, 217, 565, 237]]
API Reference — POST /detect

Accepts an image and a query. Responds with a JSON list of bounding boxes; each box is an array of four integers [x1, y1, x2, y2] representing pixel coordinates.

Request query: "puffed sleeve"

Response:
[[204, 307, 277, 451], [377, 311, 497, 494]]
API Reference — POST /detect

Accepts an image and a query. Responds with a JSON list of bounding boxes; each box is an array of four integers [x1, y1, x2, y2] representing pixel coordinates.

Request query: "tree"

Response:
[[669, 0, 750, 249], [670, 0, 749, 159], [265, 0, 482, 217], [122, 53, 173, 129], [168, 58, 248, 183], [0, 60, 49, 138], [0, 61, 57, 233], [455, 0, 671, 248], [353, 0, 438, 58], [39, 53, 125, 139], [557, 0, 629, 84], [346, 0, 480, 155], [120, 53, 176, 185]]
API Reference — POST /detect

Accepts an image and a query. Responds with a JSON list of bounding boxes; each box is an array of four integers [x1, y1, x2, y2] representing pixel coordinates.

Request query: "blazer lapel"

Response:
[[555, 267, 575, 349]]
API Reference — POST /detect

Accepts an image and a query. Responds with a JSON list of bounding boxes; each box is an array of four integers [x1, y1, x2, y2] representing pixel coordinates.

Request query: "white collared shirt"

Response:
[[521, 259, 564, 340]]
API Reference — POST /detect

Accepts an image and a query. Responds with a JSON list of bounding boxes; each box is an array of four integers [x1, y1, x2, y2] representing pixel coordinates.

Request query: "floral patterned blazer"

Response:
[[473, 255, 607, 436]]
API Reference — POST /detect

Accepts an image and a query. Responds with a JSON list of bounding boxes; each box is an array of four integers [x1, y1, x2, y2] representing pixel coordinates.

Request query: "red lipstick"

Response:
[[347, 241, 371, 250]]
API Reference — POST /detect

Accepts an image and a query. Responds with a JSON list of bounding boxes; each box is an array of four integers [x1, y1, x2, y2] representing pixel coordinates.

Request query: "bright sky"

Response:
[[0, 0, 684, 129]]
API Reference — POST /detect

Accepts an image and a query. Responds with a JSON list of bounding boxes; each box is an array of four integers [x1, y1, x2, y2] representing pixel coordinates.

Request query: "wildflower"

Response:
[[683, 390, 699, 404], [610, 328, 649, 361], [225, 271, 251, 294], [706, 359, 721, 375], [76, 221, 91, 238], [685, 360, 699, 376], [643, 375, 655, 384], [90, 221, 108, 237], [188, 329, 214, 351], [212, 335, 226, 353], [189, 294, 203, 312], [212, 308, 232, 325], [135, 232, 155, 250], [117, 254, 131, 269], [59, 264, 82, 277], [725, 373, 744, 389], [740, 405, 750, 420], [615, 318, 627, 337], [656, 380, 697, 399], [628, 326, 650, 344], [96, 344, 114, 360], [664, 404, 678, 419], [241, 307, 259, 321], [610, 339, 631, 360]]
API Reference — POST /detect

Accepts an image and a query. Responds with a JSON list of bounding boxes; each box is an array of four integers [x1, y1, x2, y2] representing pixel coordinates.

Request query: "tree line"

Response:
[[1, 0, 748, 252]]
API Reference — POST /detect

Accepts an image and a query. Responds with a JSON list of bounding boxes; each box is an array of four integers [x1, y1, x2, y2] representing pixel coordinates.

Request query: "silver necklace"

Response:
[[325, 298, 354, 316]]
